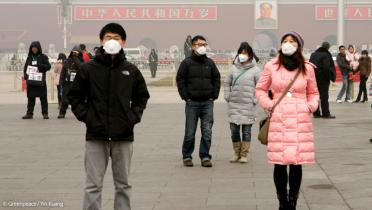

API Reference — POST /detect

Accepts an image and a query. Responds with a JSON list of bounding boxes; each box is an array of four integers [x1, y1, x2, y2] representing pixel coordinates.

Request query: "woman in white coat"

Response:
[[224, 42, 261, 163]]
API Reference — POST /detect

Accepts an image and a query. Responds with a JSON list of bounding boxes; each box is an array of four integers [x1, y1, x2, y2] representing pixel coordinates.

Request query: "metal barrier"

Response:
[[1, 71, 57, 102]]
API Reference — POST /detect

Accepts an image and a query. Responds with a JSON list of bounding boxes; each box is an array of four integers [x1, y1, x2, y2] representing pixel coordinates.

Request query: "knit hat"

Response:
[[281, 31, 304, 49]]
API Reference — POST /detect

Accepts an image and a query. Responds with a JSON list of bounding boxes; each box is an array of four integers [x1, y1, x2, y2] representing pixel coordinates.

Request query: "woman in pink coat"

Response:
[[255, 32, 319, 210], [54, 53, 66, 108]]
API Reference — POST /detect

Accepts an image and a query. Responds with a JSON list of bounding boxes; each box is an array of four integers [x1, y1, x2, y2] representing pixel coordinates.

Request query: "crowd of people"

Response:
[[19, 22, 371, 210]]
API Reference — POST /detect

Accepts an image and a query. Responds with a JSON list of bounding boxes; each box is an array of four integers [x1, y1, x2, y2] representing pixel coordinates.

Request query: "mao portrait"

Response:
[[255, 0, 278, 29]]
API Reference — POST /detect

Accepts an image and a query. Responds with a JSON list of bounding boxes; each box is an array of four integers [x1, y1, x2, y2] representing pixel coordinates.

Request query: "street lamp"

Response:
[[337, 0, 344, 46], [60, 0, 70, 54]]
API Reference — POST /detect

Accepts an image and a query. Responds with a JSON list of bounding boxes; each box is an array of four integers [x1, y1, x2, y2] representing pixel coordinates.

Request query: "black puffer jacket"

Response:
[[176, 53, 221, 101], [67, 47, 150, 141]]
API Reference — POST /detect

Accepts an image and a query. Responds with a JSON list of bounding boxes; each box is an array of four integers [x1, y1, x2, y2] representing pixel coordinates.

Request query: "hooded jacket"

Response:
[[67, 47, 150, 141], [23, 41, 51, 86], [60, 46, 84, 87]]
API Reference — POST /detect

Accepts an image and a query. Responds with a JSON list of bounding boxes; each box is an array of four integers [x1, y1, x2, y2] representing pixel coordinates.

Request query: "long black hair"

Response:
[[233, 42, 259, 64]]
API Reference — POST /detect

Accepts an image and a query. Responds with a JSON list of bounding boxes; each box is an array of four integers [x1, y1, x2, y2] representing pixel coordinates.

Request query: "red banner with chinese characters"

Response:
[[74, 5, 218, 21], [316, 5, 372, 20]]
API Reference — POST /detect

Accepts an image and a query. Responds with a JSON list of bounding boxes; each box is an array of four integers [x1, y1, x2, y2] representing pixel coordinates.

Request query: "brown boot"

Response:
[[230, 142, 241, 163], [239, 142, 250, 163]]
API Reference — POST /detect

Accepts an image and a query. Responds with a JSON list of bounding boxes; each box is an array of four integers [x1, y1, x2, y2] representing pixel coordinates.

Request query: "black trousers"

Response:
[[150, 64, 157, 78], [356, 75, 368, 101], [274, 164, 302, 195], [314, 80, 330, 116], [27, 96, 48, 115], [57, 85, 62, 105], [59, 95, 70, 115]]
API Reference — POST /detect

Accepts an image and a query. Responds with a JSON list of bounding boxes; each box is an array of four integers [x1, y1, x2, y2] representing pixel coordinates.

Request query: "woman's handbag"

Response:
[[258, 70, 301, 145]]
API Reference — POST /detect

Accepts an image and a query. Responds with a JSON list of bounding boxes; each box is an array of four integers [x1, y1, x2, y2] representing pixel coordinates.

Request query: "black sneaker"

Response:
[[201, 158, 213, 167], [57, 114, 65, 119], [43, 114, 49, 119], [183, 159, 194, 167], [322, 114, 336, 119], [313, 114, 322, 118], [370, 139, 372, 143], [22, 114, 33, 119]]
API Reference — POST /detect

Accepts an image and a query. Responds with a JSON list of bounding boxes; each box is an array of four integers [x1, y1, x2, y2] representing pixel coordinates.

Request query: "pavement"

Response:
[[0, 86, 372, 210]]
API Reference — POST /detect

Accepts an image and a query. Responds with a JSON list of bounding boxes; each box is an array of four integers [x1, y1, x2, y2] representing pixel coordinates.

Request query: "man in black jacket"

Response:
[[176, 35, 221, 167], [22, 41, 51, 119], [67, 23, 150, 210], [309, 42, 336, 119]]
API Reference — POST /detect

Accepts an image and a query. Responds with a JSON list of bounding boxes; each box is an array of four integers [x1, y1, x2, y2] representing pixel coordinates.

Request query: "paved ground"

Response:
[[0, 87, 372, 210]]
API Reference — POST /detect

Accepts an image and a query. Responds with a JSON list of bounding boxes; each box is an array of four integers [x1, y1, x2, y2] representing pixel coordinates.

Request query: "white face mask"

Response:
[[238, 54, 249, 63], [103, 39, 122, 55], [281, 43, 297, 56], [195, 46, 207, 55]]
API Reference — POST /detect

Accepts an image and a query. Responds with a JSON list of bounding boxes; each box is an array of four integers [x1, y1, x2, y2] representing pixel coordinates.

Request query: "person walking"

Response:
[[148, 49, 158, 78], [22, 41, 51, 119], [224, 42, 260, 163], [336, 45, 353, 103], [354, 50, 371, 103], [176, 35, 221, 168], [309, 42, 336, 118], [67, 23, 150, 210], [57, 46, 83, 119], [183, 35, 192, 59], [54, 53, 66, 109], [255, 31, 319, 210]]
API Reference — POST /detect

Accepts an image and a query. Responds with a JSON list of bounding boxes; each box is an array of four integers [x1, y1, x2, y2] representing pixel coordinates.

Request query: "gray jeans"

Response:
[[337, 74, 352, 100], [83, 140, 133, 210]]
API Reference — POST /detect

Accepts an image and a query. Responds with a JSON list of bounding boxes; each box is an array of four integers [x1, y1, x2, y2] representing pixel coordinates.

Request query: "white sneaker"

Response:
[[336, 99, 342, 103], [346, 99, 353, 103]]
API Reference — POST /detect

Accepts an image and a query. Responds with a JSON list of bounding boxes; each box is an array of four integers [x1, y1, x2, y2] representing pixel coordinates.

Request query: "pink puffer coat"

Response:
[[255, 58, 319, 165]]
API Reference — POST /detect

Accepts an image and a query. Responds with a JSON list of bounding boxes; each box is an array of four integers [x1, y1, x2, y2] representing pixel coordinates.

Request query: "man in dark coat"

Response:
[[22, 41, 51, 119], [148, 49, 158, 78], [57, 46, 83, 119], [176, 35, 221, 167], [67, 23, 150, 210], [309, 42, 336, 119], [183, 35, 192, 58]]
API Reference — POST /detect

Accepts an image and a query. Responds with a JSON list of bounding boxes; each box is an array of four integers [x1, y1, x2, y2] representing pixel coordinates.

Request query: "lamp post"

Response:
[[337, 0, 344, 46], [60, 0, 69, 54]]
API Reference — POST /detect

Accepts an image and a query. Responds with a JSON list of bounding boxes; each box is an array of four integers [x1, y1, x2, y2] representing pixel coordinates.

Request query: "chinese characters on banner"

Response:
[[74, 6, 218, 21], [316, 5, 372, 20]]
